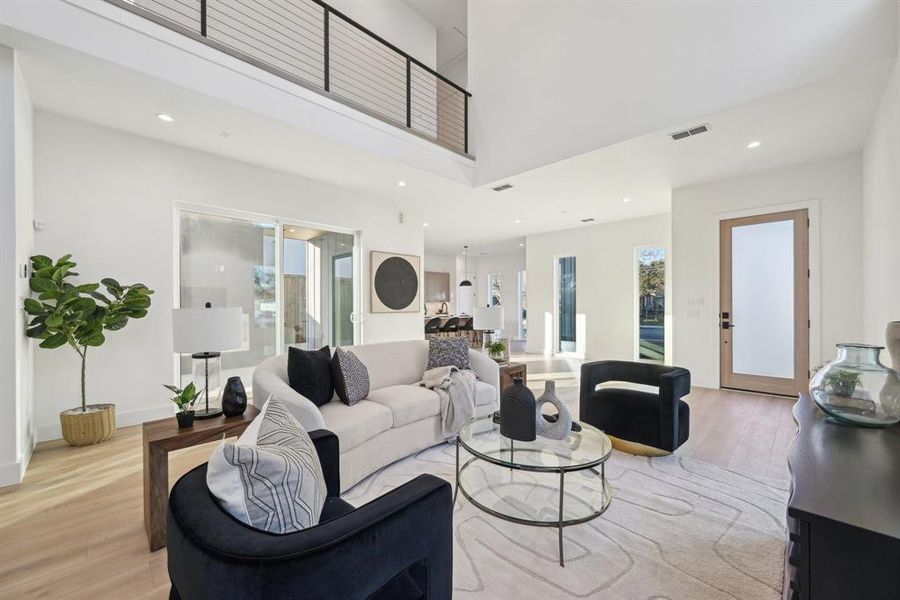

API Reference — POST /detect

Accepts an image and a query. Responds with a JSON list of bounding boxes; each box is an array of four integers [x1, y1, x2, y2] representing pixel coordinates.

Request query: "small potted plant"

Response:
[[164, 383, 202, 428], [485, 339, 507, 363]]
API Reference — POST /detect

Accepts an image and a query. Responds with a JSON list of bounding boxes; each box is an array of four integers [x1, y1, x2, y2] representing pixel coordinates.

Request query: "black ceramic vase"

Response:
[[222, 376, 248, 417], [500, 377, 536, 441]]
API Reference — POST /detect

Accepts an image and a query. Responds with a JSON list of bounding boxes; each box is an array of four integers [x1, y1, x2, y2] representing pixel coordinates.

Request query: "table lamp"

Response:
[[474, 305, 504, 349], [172, 304, 243, 419]]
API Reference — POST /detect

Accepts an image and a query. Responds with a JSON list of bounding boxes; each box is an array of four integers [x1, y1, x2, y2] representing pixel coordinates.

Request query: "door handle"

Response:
[[721, 321, 735, 330]]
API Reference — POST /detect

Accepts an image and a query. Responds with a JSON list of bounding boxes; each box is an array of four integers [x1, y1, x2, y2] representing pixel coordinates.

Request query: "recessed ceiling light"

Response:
[[519, 243, 524, 247], [156, 113, 174, 123], [397, 181, 407, 187], [747, 140, 761, 149], [423, 222, 428, 227], [622, 197, 631, 203], [514, 219, 521, 224], [288, 228, 295, 233]]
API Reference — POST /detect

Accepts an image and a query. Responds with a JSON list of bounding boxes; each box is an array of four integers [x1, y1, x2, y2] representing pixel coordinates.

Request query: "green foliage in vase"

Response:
[[164, 382, 202, 414], [485, 340, 506, 357], [23, 255, 154, 412], [824, 369, 862, 397]]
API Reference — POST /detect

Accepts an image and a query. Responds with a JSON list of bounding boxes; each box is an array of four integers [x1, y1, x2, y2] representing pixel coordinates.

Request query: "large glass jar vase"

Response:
[[810, 344, 900, 427]]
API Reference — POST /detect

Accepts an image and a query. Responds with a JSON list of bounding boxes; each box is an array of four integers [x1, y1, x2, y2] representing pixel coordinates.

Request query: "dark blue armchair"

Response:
[[167, 430, 452, 600]]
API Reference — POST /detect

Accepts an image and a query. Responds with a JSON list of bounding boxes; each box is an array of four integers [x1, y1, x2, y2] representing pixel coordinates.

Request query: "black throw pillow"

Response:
[[287, 346, 334, 407]]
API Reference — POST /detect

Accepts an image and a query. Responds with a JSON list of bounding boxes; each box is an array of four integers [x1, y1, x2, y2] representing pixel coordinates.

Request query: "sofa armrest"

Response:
[[468, 348, 500, 395], [309, 430, 340, 497], [252, 362, 326, 431]]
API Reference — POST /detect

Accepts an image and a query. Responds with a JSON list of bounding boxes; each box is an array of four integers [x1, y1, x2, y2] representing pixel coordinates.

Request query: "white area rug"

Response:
[[343, 442, 789, 600]]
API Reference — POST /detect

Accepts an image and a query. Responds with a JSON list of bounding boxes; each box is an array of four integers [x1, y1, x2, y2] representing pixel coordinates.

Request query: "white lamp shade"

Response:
[[172, 307, 243, 353], [474, 305, 504, 331]]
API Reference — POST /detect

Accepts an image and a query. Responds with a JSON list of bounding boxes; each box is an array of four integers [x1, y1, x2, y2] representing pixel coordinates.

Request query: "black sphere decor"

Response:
[[374, 256, 419, 310], [500, 377, 536, 442], [221, 376, 248, 417]]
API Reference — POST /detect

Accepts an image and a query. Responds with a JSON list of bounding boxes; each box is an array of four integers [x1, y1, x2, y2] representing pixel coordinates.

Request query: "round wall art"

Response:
[[370, 251, 421, 312]]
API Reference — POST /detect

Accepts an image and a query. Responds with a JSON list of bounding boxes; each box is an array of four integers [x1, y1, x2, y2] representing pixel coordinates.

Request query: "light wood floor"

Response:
[[0, 354, 796, 599]]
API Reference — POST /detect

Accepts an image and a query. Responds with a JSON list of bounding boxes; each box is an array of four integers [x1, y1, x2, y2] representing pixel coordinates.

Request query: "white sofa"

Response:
[[252, 340, 499, 492]]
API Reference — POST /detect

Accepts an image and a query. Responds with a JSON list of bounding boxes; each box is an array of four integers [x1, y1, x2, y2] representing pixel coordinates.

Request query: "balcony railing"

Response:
[[110, 0, 471, 156]]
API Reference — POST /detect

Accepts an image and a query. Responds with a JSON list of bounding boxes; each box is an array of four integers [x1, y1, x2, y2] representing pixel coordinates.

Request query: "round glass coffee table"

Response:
[[454, 415, 613, 566]]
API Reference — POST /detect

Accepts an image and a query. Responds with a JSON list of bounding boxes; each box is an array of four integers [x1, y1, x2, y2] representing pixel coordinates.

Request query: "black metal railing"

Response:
[[113, 0, 471, 155]]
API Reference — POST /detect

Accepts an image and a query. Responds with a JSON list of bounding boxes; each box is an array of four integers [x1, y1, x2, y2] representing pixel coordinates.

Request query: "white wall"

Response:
[[471, 250, 526, 339], [329, 0, 437, 69], [32, 112, 424, 441], [525, 215, 671, 360], [0, 46, 34, 487], [672, 155, 863, 388], [862, 58, 900, 347]]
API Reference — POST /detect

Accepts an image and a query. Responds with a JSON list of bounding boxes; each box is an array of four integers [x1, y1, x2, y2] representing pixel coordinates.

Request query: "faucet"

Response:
[[440, 302, 449, 314]]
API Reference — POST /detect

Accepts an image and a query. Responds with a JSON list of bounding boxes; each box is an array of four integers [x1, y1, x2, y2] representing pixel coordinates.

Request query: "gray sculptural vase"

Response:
[[535, 380, 572, 440]]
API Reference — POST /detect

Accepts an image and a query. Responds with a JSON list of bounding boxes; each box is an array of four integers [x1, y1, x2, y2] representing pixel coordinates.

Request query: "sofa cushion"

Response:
[[332, 347, 370, 406], [206, 398, 327, 534], [319, 399, 393, 451], [288, 346, 334, 407], [427, 337, 470, 371], [367, 385, 441, 427], [343, 340, 428, 390], [474, 381, 498, 408]]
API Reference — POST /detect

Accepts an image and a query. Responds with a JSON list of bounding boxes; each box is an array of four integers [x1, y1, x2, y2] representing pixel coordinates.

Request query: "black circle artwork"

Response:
[[374, 256, 418, 310]]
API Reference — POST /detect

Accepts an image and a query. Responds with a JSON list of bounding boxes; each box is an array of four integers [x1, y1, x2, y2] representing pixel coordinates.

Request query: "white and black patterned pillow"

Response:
[[427, 336, 470, 370], [206, 397, 327, 534], [332, 347, 370, 406]]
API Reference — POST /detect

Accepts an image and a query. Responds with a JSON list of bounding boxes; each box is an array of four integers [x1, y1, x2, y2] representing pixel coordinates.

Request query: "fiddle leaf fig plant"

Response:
[[23, 255, 154, 412]]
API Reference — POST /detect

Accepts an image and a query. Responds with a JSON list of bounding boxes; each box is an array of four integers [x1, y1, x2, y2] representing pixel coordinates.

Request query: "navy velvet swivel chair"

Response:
[[167, 430, 452, 600], [579, 360, 691, 455]]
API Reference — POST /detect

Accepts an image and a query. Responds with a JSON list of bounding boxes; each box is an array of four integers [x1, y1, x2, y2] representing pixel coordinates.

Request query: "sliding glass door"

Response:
[[179, 211, 277, 390], [179, 209, 358, 396]]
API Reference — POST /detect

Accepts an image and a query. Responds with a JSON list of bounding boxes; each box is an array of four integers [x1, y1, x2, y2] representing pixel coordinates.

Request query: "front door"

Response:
[[719, 209, 809, 396]]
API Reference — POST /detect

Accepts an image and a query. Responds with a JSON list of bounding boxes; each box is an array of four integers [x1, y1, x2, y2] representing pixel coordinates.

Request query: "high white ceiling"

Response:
[[8, 1, 898, 258], [468, 0, 898, 185]]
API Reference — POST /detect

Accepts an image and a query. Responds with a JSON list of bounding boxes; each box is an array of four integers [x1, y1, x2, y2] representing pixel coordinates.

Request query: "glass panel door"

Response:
[[720, 209, 809, 395], [179, 211, 277, 394], [282, 226, 356, 350], [557, 257, 576, 353]]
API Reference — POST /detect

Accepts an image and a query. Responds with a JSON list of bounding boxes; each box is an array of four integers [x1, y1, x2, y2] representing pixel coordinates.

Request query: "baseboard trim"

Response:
[[36, 404, 173, 443], [0, 459, 26, 488]]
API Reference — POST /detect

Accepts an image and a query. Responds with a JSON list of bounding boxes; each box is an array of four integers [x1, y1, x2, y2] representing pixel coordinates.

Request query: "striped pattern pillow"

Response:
[[207, 397, 327, 534]]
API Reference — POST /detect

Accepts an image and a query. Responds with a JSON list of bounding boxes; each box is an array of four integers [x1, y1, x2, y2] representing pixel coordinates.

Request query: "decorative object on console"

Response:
[[484, 339, 507, 363], [534, 381, 572, 440], [287, 346, 334, 407], [332, 347, 370, 406], [164, 382, 202, 428], [370, 251, 421, 312], [887, 321, 900, 370], [500, 377, 536, 441], [23, 254, 154, 446], [172, 304, 242, 419], [427, 336, 471, 370], [221, 376, 248, 417], [207, 398, 327, 534], [474, 304, 504, 349], [809, 343, 900, 427]]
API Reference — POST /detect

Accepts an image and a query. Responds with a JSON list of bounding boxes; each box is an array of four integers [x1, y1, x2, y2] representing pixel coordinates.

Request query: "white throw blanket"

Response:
[[422, 366, 477, 437]]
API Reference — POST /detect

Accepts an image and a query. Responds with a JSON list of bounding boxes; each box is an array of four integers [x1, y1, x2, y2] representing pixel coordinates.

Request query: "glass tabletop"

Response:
[[458, 416, 612, 472]]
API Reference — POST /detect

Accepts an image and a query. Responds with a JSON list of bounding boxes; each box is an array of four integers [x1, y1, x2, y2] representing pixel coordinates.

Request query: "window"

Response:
[[517, 270, 527, 340], [557, 257, 576, 353], [488, 272, 502, 306], [637, 247, 666, 361]]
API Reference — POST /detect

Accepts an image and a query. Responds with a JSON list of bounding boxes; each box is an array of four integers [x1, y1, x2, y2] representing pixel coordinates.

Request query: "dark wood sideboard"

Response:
[[784, 394, 900, 599]]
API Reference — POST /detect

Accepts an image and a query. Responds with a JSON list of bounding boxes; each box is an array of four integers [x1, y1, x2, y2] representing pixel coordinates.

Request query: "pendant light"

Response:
[[459, 245, 472, 287]]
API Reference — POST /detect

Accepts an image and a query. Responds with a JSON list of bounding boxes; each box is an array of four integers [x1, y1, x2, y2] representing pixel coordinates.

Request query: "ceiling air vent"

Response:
[[581, 218, 595, 223], [492, 183, 514, 192], [670, 123, 710, 141]]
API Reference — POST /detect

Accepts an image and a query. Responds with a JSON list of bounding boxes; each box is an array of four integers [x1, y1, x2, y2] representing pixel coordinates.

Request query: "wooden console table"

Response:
[[499, 361, 527, 391], [143, 405, 260, 551]]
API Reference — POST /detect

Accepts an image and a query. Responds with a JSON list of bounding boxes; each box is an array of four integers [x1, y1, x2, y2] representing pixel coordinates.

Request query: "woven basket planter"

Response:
[[60, 404, 116, 446]]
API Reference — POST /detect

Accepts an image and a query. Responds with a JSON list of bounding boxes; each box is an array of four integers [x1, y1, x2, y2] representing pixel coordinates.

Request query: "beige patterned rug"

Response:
[[343, 442, 789, 600]]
